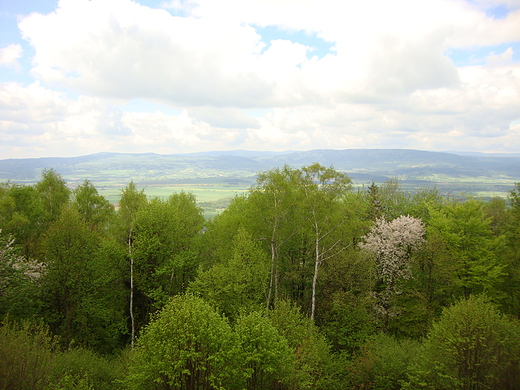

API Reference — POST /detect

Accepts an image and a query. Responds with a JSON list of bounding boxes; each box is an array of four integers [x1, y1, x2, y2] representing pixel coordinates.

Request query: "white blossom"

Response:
[[360, 215, 425, 283]]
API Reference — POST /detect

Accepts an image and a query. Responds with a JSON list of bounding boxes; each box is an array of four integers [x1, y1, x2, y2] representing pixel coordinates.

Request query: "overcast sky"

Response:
[[0, 0, 519, 159]]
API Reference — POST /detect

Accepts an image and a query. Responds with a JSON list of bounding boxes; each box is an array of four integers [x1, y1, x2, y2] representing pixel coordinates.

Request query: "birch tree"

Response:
[[249, 165, 299, 309], [296, 163, 352, 320], [117, 181, 147, 348]]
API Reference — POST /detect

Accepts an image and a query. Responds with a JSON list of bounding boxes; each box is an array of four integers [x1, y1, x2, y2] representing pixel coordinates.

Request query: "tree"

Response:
[[35, 169, 70, 226], [346, 333, 420, 390], [360, 215, 425, 330], [41, 206, 125, 353], [295, 163, 353, 320], [405, 295, 520, 390], [249, 165, 300, 309], [132, 192, 204, 322], [189, 227, 270, 320], [235, 311, 294, 390], [427, 199, 505, 300], [117, 181, 147, 348], [267, 300, 333, 390], [0, 230, 43, 319], [125, 295, 238, 390], [0, 320, 57, 390], [72, 179, 114, 231]]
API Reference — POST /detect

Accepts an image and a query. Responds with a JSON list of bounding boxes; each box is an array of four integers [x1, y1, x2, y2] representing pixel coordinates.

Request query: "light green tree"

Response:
[[235, 311, 294, 390], [295, 163, 352, 320], [405, 295, 520, 390], [189, 227, 270, 320], [72, 179, 114, 231], [427, 199, 505, 300], [35, 168, 70, 226], [125, 295, 238, 390], [248, 166, 300, 309], [133, 192, 204, 316], [117, 181, 147, 347]]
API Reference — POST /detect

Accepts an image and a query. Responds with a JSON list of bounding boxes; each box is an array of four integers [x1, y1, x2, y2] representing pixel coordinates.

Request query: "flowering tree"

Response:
[[360, 215, 425, 329]]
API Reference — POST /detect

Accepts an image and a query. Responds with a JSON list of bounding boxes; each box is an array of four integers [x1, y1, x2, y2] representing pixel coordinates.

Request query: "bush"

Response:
[[345, 333, 420, 390], [124, 295, 239, 390], [0, 319, 56, 390]]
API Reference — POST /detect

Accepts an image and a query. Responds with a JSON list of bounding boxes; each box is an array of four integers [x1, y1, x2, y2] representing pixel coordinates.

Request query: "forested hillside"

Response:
[[2, 165, 520, 389]]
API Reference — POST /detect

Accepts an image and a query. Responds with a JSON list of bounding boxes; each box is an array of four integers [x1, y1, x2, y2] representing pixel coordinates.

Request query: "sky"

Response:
[[0, 0, 519, 159]]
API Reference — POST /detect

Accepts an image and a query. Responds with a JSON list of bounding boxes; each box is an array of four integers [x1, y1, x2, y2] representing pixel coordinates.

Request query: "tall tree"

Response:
[[295, 163, 352, 320], [189, 227, 270, 320], [248, 165, 299, 309], [133, 192, 204, 319], [117, 181, 147, 348], [427, 199, 505, 301], [41, 206, 124, 353]]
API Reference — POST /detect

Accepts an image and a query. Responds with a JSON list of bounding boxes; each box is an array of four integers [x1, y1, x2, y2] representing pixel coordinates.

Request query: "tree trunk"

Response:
[[311, 234, 320, 321], [129, 230, 135, 348]]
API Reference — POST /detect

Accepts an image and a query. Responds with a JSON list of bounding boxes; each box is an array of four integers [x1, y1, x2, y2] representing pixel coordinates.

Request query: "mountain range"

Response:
[[1, 149, 519, 196]]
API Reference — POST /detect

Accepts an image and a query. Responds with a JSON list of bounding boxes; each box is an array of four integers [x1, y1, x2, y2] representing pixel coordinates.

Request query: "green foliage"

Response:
[[268, 300, 333, 390], [35, 168, 71, 227], [345, 333, 420, 390], [235, 311, 294, 390], [73, 179, 114, 231], [0, 319, 57, 390], [405, 295, 520, 390], [4, 169, 520, 390], [133, 192, 204, 310], [50, 348, 119, 390], [427, 199, 506, 300], [41, 206, 125, 353], [320, 290, 375, 354], [0, 183, 44, 259], [0, 230, 41, 319], [189, 227, 270, 319], [125, 294, 238, 390]]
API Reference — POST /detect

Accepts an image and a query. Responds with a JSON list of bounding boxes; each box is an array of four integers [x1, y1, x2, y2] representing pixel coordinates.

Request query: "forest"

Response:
[[1, 163, 520, 390]]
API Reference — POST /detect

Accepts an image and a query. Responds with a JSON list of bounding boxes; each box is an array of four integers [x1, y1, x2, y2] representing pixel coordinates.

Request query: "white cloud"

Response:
[[0, 44, 23, 71], [1, 0, 518, 158]]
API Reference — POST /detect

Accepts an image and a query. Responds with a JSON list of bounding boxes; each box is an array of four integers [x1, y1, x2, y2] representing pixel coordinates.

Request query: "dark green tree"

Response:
[[41, 206, 125, 353], [133, 192, 204, 318]]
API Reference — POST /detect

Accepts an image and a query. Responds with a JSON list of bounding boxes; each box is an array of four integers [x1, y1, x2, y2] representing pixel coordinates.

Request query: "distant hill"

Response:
[[1, 149, 519, 197]]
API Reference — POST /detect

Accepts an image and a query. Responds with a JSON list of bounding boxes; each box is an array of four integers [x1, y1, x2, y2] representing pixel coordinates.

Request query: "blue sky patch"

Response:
[[446, 42, 520, 66], [484, 4, 510, 19], [255, 25, 335, 60]]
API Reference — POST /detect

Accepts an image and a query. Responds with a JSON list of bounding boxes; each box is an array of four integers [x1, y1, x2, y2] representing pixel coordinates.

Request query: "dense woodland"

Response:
[[1, 164, 520, 389]]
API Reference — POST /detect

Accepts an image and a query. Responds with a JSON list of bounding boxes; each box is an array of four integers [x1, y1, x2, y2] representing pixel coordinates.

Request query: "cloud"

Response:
[[17, 0, 494, 108], [187, 107, 261, 129], [2, 0, 519, 158], [0, 44, 23, 71]]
